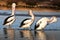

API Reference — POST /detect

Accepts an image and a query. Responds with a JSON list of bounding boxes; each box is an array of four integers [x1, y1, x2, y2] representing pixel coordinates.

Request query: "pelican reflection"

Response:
[[3, 29, 15, 40], [34, 31, 47, 40], [19, 30, 33, 40]]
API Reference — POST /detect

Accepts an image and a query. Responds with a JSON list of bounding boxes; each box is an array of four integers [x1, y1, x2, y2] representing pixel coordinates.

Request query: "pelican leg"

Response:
[[3, 25, 8, 29], [8, 25, 12, 29], [24, 28, 28, 30], [40, 28, 44, 31], [29, 26, 32, 31], [3, 26, 7, 29], [24, 28, 26, 30]]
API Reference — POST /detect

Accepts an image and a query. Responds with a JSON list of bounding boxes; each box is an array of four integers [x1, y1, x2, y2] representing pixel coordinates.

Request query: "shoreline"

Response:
[[0, 7, 60, 12]]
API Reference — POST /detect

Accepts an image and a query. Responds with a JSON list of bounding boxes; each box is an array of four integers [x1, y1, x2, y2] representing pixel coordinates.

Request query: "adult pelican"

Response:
[[19, 10, 35, 29], [34, 16, 57, 30], [3, 3, 16, 28]]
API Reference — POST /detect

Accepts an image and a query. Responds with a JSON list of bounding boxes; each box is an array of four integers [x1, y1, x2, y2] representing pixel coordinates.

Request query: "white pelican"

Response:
[[34, 16, 57, 30], [19, 10, 35, 29], [3, 3, 16, 28]]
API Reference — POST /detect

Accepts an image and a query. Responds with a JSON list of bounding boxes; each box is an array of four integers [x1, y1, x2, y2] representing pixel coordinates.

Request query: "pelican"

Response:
[[3, 3, 16, 28], [19, 10, 35, 29], [34, 16, 57, 30]]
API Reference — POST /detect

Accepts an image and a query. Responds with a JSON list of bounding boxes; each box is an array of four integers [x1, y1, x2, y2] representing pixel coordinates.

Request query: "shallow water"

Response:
[[0, 29, 60, 40], [0, 10, 60, 30], [0, 10, 60, 40]]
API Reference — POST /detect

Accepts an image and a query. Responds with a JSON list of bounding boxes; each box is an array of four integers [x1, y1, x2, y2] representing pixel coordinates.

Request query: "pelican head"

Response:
[[12, 3, 16, 7], [49, 16, 57, 24], [11, 3, 16, 15], [28, 9, 33, 15], [28, 9, 35, 20]]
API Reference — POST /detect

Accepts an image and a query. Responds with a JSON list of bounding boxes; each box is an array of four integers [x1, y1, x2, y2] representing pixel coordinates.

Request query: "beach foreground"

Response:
[[0, 29, 60, 40]]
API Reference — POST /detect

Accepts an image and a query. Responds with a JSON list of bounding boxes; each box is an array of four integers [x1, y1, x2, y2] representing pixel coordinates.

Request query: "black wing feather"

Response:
[[34, 23, 39, 30], [19, 18, 30, 27], [34, 21, 42, 30], [3, 15, 14, 25]]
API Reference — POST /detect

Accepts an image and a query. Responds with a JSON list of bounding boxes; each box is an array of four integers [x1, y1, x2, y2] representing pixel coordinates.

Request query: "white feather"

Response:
[[24, 19, 32, 24], [36, 17, 49, 25], [37, 21, 47, 30], [7, 16, 15, 22], [5, 18, 15, 26], [21, 20, 33, 28]]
